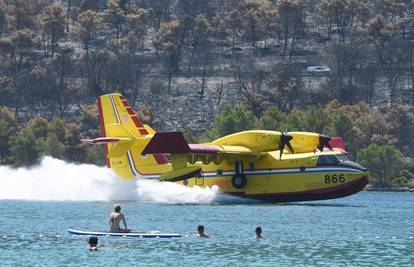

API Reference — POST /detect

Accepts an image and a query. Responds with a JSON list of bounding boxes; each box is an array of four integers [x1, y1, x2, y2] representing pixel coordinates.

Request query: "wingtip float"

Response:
[[86, 93, 368, 202]]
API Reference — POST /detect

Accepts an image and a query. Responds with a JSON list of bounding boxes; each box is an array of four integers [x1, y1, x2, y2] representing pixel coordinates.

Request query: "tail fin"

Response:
[[327, 137, 347, 154], [96, 93, 169, 179]]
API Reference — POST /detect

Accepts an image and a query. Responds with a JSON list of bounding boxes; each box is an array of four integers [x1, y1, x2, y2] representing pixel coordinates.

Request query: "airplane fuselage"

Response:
[[124, 150, 367, 202]]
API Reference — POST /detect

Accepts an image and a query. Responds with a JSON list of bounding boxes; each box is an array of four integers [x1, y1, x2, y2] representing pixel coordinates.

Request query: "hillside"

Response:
[[0, 0, 414, 188]]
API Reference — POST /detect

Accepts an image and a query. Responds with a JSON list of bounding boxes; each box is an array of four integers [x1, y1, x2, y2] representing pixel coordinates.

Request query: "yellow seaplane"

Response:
[[86, 93, 368, 202]]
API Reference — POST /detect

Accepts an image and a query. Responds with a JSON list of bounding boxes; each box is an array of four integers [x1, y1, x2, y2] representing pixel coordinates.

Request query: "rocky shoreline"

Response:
[[365, 186, 414, 192]]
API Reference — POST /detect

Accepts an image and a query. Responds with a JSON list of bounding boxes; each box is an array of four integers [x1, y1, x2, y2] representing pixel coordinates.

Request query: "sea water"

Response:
[[0, 157, 413, 266]]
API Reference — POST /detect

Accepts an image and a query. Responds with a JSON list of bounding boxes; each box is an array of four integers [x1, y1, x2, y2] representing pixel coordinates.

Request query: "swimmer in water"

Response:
[[197, 225, 209, 238], [255, 227, 264, 238], [109, 204, 130, 233], [88, 236, 98, 251]]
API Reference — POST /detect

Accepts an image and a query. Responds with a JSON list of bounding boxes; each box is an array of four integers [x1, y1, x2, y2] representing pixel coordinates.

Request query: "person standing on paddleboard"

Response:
[[109, 204, 130, 233]]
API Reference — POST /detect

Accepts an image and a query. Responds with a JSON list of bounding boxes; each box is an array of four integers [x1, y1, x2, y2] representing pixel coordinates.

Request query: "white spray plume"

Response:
[[0, 157, 247, 203]]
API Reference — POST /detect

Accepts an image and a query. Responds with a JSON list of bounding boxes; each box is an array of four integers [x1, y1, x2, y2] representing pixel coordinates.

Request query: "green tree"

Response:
[[0, 37, 15, 68], [266, 72, 300, 111], [52, 48, 75, 118], [75, 10, 103, 57], [48, 117, 66, 143], [260, 106, 287, 130], [225, 9, 242, 51], [357, 144, 404, 188], [84, 144, 105, 165], [65, 123, 84, 162], [45, 133, 65, 159], [27, 116, 48, 138], [8, 128, 44, 166], [241, 0, 266, 49], [0, 0, 6, 36], [105, 0, 126, 40], [10, 28, 35, 70], [188, 14, 212, 71], [394, 169, 414, 186], [332, 111, 358, 155], [41, 2, 67, 58], [317, 0, 368, 43], [276, 0, 305, 59], [286, 109, 305, 130], [126, 8, 151, 49], [208, 105, 258, 138], [80, 103, 100, 137], [361, 15, 395, 65], [0, 106, 17, 163], [10, 0, 36, 30], [385, 105, 413, 154], [212, 15, 227, 54], [353, 106, 392, 147], [302, 107, 330, 133], [153, 20, 185, 93]]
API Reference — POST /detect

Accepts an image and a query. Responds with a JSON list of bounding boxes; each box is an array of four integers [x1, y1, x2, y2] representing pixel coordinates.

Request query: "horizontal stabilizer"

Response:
[[159, 166, 202, 182], [326, 137, 347, 153], [82, 137, 132, 144], [142, 132, 191, 154], [83, 136, 134, 158]]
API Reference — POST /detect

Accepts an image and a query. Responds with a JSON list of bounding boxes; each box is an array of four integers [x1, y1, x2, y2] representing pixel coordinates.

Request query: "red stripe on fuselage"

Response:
[[97, 97, 111, 168]]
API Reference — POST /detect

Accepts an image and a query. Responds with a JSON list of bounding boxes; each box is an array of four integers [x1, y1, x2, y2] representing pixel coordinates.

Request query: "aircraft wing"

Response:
[[142, 131, 263, 158], [141, 131, 264, 182]]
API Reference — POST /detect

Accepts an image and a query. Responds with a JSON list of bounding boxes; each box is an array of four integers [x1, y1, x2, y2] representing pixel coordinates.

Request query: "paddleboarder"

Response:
[[109, 204, 130, 233]]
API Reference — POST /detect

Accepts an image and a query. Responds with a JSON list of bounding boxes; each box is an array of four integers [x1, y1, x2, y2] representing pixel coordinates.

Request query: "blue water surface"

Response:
[[0, 192, 413, 266]]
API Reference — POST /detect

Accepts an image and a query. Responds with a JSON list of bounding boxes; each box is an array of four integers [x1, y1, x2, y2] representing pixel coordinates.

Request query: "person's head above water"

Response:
[[88, 236, 98, 250], [197, 225, 204, 233], [114, 204, 121, 213], [197, 225, 209, 238], [255, 227, 263, 238]]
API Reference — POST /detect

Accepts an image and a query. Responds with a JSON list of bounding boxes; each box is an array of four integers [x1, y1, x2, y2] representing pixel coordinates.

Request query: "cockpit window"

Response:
[[317, 155, 340, 166], [336, 154, 349, 162]]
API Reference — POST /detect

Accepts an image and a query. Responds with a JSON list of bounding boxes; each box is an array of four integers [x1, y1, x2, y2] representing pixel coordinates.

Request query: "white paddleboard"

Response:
[[68, 229, 181, 238]]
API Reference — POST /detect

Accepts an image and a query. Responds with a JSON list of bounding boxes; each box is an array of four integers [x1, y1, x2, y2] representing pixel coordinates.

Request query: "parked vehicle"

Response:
[[307, 66, 331, 74]]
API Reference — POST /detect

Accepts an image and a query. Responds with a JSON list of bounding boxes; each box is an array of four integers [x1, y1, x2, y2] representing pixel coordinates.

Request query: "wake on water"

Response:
[[0, 157, 250, 203]]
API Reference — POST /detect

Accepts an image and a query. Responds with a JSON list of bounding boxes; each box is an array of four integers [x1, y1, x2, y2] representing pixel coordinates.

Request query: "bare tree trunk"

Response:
[[66, 0, 72, 32], [217, 80, 223, 105], [409, 47, 414, 104], [232, 28, 235, 51], [200, 61, 206, 99], [58, 56, 66, 118], [282, 23, 288, 59], [388, 73, 399, 106]]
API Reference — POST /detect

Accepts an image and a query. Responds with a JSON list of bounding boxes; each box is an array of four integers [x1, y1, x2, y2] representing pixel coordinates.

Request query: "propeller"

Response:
[[279, 133, 294, 159], [318, 134, 332, 151]]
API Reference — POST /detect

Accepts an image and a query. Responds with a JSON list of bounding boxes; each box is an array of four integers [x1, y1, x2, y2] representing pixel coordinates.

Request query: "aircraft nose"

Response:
[[339, 160, 367, 172]]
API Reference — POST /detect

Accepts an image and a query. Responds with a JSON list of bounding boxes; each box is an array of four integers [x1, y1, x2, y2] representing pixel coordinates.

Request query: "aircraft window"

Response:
[[317, 155, 339, 166], [249, 162, 255, 171], [336, 154, 349, 162], [216, 169, 223, 175]]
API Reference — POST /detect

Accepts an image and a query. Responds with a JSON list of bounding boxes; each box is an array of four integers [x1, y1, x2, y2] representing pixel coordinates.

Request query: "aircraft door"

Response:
[[195, 171, 204, 186]]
